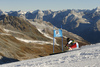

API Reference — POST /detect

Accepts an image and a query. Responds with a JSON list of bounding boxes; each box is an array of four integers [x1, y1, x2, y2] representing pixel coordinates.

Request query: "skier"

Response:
[[65, 38, 79, 50]]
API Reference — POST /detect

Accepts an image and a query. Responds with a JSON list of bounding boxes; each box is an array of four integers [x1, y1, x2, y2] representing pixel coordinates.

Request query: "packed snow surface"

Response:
[[0, 43, 100, 67]]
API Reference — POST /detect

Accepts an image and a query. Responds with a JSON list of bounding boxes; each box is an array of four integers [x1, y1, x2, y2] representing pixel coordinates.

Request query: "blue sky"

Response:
[[0, 0, 100, 11]]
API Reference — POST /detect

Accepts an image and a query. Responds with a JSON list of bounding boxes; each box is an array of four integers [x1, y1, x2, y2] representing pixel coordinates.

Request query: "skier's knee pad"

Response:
[[76, 42, 79, 48]]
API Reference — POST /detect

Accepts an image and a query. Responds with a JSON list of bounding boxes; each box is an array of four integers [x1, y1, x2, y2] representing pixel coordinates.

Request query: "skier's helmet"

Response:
[[66, 38, 70, 41]]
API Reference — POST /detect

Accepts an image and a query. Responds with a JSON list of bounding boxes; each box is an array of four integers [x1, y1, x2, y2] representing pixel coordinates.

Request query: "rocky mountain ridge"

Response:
[[2, 7, 99, 43]]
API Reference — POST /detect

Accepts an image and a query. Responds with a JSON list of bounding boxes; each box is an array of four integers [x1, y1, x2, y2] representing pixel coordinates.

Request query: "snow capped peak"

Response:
[[96, 6, 100, 12], [0, 10, 3, 15], [43, 10, 53, 16], [96, 6, 100, 9], [38, 10, 43, 14], [32, 10, 40, 14], [0, 9, 4, 13], [93, 6, 100, 12], [27, 10, 41, 14], [0, 9, 7, 15], [27, 11, 33, 13], [18, 10, 26, 14], [18, 10, 22, 12], [7, 10, 26, 15]]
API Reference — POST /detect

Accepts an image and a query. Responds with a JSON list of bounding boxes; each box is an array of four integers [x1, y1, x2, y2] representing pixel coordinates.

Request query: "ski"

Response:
[[66, 48, 81, 52]]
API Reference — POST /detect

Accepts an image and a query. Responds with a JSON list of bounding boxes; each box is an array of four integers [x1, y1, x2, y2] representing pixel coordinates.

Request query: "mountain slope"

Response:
[[0, 15, 51, 41], [29, 19, 88, 47], [0, 15, 59, 61], [0, 15, 89, 63]]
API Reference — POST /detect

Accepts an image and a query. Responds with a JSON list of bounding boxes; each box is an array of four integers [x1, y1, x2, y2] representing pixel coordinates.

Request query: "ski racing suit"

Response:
[[66, 40, 79, 50]]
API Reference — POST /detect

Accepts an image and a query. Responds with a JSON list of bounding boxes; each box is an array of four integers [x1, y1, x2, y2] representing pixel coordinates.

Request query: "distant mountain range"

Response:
[[0, 7, 100, 43]]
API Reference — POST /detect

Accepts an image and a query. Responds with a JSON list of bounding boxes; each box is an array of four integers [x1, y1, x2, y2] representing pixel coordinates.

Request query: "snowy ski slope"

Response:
[[0, 43, 100, 67]]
